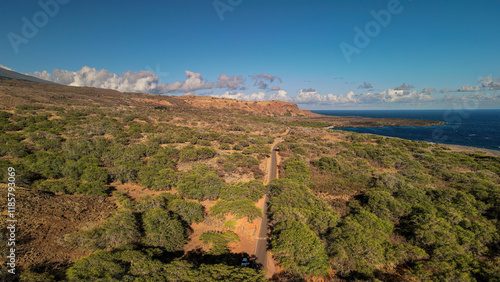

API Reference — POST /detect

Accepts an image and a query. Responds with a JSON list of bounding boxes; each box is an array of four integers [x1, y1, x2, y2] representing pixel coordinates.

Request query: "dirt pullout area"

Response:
[[0, 185, 115, 279], [183, 199, 260, 257]]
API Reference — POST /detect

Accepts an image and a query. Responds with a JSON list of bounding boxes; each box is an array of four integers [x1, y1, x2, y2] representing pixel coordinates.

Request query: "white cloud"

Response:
[[479, 76, 500, 90], [33, 70, 52, 81], [458, 84, 481, 92], [175, 70, 214, 93], [268, 89, 291, 101], [294, 89, 359, 104], [292, 88, 435, 105], [32, 66, 214, 94]]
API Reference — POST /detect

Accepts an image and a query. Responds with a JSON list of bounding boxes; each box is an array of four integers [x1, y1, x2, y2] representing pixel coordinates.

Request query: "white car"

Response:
[[241, 258, 250, 267]]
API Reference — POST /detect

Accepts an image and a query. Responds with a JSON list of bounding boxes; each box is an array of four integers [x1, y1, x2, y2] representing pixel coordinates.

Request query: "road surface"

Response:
[[255, 139, 281, 271]]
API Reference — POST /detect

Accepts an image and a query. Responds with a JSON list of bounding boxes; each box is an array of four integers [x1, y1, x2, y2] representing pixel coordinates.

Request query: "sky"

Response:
[[1, 0, 500, 110]]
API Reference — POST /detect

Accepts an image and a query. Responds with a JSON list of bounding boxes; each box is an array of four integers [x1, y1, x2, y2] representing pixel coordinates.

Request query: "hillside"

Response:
[[0, 79, 498, 281], [0, 68, 56, 85]]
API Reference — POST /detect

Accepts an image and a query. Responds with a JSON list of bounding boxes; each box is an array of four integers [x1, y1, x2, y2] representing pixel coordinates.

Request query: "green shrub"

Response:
[[139, 167, 177, 190], [210, 199, 263, 221], [272, 220, 329, 278], [219, 143, 231, 150], [176, 165, 225, 200], [220, 180, 265, 202], [199, 231, 239, 255], [65, 210, 140, 250], [223, 220, 238, 230], [81, 165, 109, 183], [33, 178, 80, 194], [167, 199, 204, 224], [142, 208, 186, 251], [77, 181, 109, 196]]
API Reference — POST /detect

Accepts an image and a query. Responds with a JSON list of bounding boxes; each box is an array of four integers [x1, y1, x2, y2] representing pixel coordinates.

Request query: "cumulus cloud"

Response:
[[32, 66, 215, 94], [294, 89, 358, 104], [479, 77, 500, 90], [271, 86, 281, 91], [175, 70, 214, 92], [33, 70, 52, 81], [215, 74, 246, 90], [358, 82, 373, 89], [458, 84, 481, 92], [367, 89, 436, 104], [210, 87, 438, 106], [268, 89, 291, 101], [394, 83, 415, 90], [422, 88, 436, 94], [293, 88, 437, 105]]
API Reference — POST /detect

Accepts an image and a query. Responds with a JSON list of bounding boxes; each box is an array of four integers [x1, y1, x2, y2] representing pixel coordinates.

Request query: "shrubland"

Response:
[[1, 81, 498, 281]]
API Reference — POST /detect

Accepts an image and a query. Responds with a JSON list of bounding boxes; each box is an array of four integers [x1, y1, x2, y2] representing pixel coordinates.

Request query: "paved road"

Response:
[[255, 140, 281, 271]]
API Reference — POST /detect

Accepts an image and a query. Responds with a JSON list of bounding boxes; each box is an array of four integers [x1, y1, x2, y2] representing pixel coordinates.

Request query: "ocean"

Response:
[[312, 109, 500, 151]]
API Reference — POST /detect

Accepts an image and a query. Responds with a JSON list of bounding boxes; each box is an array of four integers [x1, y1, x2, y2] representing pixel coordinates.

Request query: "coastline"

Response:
[[326, 128, 500, 157]]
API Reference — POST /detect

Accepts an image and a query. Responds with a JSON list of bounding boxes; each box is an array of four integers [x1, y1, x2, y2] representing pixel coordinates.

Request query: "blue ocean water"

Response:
[[312, 109, 500, 151]]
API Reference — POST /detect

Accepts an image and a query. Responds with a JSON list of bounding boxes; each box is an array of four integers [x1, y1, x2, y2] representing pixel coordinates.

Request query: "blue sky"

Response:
[[1, 0, 500, 109]]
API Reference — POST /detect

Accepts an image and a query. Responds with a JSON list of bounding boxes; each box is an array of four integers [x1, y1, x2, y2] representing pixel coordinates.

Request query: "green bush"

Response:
[[77, 181, 109, 196], [23, 151, 66, 179], [67, 250, 266, 281], [33, 178, 80, 194], [142, 208, 186, 251], [176, 165, 225, 200], [199, 231, 239, 255], [81, 165, 109, 183], [272, 220, 329, 278], [139, 167, 177, 190], [210, 199, 263, 221], [283, 158, 311, 185], [220, 180, 265, 202], [65, 210, 140, 250], [311, 156, 341, 172], [168, 199, 204, 224], [219, 143, 231, 150]]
